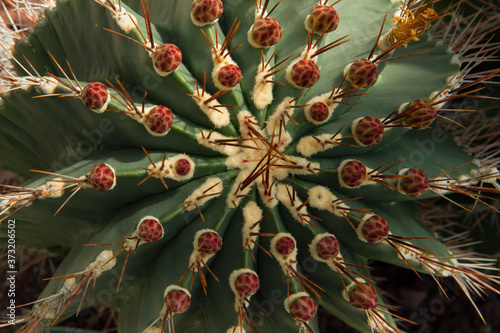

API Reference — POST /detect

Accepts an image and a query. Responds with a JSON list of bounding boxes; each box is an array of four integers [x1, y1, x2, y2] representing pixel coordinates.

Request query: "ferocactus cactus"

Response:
[[0, 0, 499, 332]]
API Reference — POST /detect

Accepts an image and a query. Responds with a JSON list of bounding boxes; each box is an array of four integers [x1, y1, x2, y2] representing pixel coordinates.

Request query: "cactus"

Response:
[[0, 0, 499, 332]]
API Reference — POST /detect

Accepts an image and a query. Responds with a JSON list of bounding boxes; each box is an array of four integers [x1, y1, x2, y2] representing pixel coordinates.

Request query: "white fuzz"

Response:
[[226, 327, 246, 333], [307, 185, 336, 211], [296, 133, 343, 157], [304, 92, 339, 124], [276, 184, 310, 226], [266, 97, 296, 136], [190, 89, 230, 128], [242, 201, 262, 251], [40, 178, 65, 198], [238, 111, 266, 141], [225, 152, 249, 170], [471, 167, 500, 188], [147, 154, 195, 181], [182, 178, 223, 212], [256, 179, 278, 208], [252, 65, 273, 109], [163, 284, 191, 299], [211, 47, 240, 91], [39, 277, 78, 320], [284, 291, 309, 313], [60, 277, 78, 295], [190, 12, 219, 27], [429, 89, 450, 109], [226, 171, 252, 208], [430, 177, 454, 195], [397, 102, 409, 115], [85, 250, 116, 278], [38, 76, 59, 94], [283, 156, 320, 178], [377, 32, 391, 51], [143, 327, 161, 333], [113, 8, 138, 33], [308, 233, 337, 262], [196, 129, 240, 156]]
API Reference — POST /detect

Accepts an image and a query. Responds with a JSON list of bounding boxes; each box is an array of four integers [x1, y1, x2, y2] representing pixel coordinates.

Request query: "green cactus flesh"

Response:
[[0, 0, 499, 332]]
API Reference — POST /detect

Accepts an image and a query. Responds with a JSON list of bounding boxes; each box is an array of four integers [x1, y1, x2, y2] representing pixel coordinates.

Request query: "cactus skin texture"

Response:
[[0, 0, 499, 332]]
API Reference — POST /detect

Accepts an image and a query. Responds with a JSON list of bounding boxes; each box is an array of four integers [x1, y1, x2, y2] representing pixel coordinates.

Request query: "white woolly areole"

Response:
[[196, 129, 240, 156], [127, 215, 164, 248], [256, 179, 278, 208], [270, 232, 298, 263], [471, 167, 499, 186], [229, 268, 259, 297], [285, 46, 318, 89], [281, 156, 320, 178], [163, 284, 191, 299], [446, 73, 463, 90], [377, 32, 391, 51], [143, 326, 161, 333], [276, 184, 310, 225], [252, 65, 273, 109], [304, 92, 338, 124], [307, 185, 350, 218], [308, 232, 337, 262], [190, 11, 219, 27], [211, 48, 239, 91], [40, 178, 65, 198], [226, 171, 251, 208], [266, 97, 296, 136], [429, 89, 450, 109], [226, 327, 246, 333], [242, 201, 262, 251], [113, 8, 138, 33], [307, 185, 336, 211], [238, 110, 266, 140], [284, 291, 310, 313], [60, 277, 77, 295], [296, 133, 343, 157], [147, 154, 195, 181], [182, 178, 223, 212], [86, 250, 116, 277], [39, 76, 59, 94], [337, 159, 374, 189], [190, 89, 230, 128]]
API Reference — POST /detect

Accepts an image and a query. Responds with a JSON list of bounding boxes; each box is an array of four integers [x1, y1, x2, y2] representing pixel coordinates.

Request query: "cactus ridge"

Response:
[[0, 0, 499, 332]]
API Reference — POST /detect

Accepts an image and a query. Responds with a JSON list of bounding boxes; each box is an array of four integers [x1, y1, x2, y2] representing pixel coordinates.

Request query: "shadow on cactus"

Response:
[[0, 0, 499, 332]]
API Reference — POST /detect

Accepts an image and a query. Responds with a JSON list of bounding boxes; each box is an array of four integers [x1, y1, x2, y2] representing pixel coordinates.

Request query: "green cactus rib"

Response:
[[0, 0, 499, 332]]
